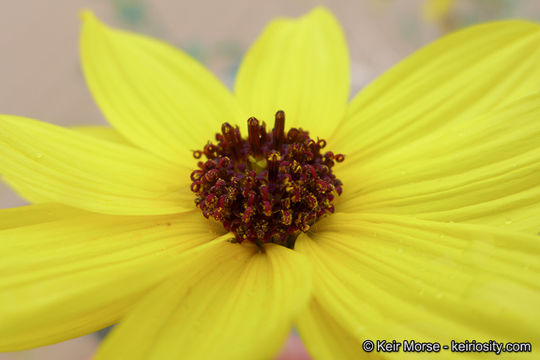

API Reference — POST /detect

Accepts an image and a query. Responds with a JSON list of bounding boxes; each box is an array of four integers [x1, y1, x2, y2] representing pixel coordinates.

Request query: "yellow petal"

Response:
[[0, 204, 226, 351], [2, 177, 49, 204], [0, 203, 85, 230], [338, 94, 540, 235], [3, 126, 132, 204], [80, 11, 242, 166], [296, 298, 362, 360], [0, 115, 193, 215], [332, 20, 540, 163], [296, 213, 540, 359], [71, 125, 132, 145], [95, 242, 312, 360], [235, 7, 349, 137]]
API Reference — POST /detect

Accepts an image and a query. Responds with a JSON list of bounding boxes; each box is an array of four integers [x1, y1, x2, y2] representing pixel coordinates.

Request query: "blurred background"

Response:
[[1, 0, 539, 359]]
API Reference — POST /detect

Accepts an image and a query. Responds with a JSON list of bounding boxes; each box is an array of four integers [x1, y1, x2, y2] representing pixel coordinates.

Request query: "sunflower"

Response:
[[1, 6, 540, 360]]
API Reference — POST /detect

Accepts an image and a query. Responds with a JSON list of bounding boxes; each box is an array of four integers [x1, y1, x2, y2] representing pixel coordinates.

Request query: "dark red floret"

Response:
[[190, 111, 344, 249]]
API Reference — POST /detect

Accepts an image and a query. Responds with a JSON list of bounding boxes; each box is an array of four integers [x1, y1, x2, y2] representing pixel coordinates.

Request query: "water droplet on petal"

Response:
[[504, 218, 513, 225]]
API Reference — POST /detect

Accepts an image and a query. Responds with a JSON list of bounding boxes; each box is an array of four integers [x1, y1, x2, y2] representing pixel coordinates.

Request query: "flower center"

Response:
[[190, 110, 344, 249]]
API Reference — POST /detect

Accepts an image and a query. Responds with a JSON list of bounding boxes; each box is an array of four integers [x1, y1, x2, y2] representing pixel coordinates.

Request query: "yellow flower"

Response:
[[1, 6, 540, 360]]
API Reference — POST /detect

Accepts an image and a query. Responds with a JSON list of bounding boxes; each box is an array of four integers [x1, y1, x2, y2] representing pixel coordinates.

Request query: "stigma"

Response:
[[190, 111, 344, 249]]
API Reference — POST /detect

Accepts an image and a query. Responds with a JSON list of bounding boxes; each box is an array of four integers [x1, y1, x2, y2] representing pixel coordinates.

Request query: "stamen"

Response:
[[190, 110, 345, 248], [221, 123, 242, 161], [267, 151, 280, 183], [248, 117, 261, 156], [272, 110, 285, 150]]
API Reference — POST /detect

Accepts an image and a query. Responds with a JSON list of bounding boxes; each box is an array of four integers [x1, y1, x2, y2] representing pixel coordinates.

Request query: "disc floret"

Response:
[[190, 111, 344, 248]]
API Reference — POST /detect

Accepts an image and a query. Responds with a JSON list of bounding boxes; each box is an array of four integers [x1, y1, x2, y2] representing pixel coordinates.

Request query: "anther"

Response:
[[248, 117, 261, 155], [272, 110, 285, 150], [222, 123, 242, 160], [267, 151, 280, 183]]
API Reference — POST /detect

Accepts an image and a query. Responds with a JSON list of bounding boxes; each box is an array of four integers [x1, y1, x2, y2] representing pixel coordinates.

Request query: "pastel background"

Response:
[[1, 0, 539, 359]]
